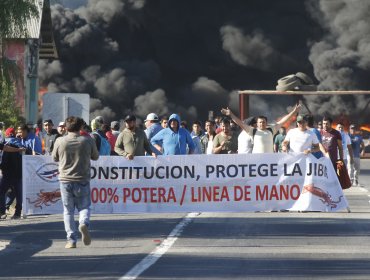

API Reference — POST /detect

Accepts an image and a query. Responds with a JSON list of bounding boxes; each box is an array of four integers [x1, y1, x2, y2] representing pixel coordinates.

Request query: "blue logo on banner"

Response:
[[36, 163, 60, 182]]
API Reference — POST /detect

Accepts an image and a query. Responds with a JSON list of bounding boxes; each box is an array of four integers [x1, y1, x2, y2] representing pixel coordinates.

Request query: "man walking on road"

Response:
[[52, 117, 99, 249]]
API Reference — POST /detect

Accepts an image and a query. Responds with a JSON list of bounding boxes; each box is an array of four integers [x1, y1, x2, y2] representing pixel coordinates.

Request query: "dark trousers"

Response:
[[6, 189, 16, 209], [0, 177, 22, 215]]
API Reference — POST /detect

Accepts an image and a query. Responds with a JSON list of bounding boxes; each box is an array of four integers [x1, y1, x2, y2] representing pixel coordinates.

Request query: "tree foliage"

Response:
[[0, 0, 39, 39], [0, 81, 25, 126]]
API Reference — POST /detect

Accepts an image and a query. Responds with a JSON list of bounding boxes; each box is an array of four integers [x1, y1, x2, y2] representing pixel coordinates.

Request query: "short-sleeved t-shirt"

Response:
[[284, 128, 319, 153], [349, 134, 363, 158], [339, 132, 351, 160], [238, 130, 253, 154], [213, 133, 238, 154], [249, 125, 277, 153], [274, 133, 286, 152], [321, 129, 342, 163]]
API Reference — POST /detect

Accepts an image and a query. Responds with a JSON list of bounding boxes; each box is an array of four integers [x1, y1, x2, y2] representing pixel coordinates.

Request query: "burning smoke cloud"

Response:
[[41, 0, 370, 124]]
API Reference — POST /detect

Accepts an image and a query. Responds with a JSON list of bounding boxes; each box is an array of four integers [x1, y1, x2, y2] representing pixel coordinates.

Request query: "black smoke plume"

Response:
[[40, 0, 370, 124]]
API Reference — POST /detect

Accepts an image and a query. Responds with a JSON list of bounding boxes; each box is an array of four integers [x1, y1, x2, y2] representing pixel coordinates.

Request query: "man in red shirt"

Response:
[[320, 116, 343, 167]]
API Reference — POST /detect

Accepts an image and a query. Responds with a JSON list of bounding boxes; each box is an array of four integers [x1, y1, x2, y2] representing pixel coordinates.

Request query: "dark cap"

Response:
[[124, 114, 136, 122], [43, 119, 53, 125], [244, 116, 256, 126]]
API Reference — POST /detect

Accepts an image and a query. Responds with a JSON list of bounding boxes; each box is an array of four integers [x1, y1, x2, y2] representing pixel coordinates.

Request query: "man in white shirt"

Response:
[[222, 103, 301, 153], [281, 115, 319, 154], [336, 123, 354, 166], [238, 116, 256, 154]]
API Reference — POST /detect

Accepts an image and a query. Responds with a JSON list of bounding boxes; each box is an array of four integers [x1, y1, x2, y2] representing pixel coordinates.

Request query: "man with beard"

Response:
[[320, 116, 343, 168], [213, 118, 238, 154], [115, 115, 156, 159]]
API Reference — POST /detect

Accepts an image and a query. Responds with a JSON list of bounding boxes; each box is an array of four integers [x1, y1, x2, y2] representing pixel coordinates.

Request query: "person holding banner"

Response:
[[151, 114, 195, 155], [0, 142, 26, 220], [221, 103, 301, 153], [213, 117, 238, 154], [52, 116, 99, 249], [281, 115, 321, 154], [115, 114, 156, 159], [16, 124, 42, 155]]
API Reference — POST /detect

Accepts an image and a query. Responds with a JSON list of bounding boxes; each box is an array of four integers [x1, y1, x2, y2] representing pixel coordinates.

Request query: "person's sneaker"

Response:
[[0, 213, 7, 220], [65, 242, 76, 249], [79, 224, 91, 246], [10, 214, 21, 220], [355, 180, 359, 187]]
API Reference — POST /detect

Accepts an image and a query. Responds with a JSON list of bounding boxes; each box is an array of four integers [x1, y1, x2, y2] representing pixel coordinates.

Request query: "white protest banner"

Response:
[[23, 153, 348, 215]]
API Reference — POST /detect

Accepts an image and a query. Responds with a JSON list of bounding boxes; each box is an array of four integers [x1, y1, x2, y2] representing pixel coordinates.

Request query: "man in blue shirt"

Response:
[[16, 124, 42, 155], [348, 124, 365, 186], [144, 113, 163, 155], [151, 114, 195, 155]]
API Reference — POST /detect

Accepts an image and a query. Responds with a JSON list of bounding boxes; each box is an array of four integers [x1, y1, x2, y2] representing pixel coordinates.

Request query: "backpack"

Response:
[[92, 132, 111, 155]]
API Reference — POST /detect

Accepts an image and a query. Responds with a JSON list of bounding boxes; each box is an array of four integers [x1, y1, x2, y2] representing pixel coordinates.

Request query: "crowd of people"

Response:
[[0, 104, 368, 248]]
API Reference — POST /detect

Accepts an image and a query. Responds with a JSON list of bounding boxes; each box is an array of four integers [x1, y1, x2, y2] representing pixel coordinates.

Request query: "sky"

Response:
[[41, 0, 370, 124]]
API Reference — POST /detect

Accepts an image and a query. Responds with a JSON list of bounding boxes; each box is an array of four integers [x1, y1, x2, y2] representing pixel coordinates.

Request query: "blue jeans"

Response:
[[60, 181, 91, 243]]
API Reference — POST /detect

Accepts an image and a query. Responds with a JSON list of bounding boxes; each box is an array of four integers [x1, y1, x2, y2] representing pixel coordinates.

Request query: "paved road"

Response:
[[1, 160, 370, 280]]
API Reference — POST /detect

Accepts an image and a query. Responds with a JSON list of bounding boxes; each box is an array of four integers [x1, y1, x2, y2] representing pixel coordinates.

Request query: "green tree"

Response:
[[0, 0, 38, 124], [0, 81, 25, 126]]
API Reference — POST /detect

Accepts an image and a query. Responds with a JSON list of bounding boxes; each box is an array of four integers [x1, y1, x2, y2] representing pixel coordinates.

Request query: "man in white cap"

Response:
[[57, 122, 66, 136], [144, 113, 163, 155]]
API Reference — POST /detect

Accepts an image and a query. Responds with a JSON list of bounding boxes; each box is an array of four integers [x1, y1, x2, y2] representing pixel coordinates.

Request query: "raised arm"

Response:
[[276, 103, 301, 126], [221, 107, 250, 133]]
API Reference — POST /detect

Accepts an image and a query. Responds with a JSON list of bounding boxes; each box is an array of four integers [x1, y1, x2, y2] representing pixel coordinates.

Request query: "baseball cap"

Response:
[[58, 121, 65, 127], [43, 119, 53, 125], [5, 127, 15, 137], [124, 114, 136, 122], [111, 121, 119, 129], [145, 113, 159, 122], [296, 115, 305, 122]]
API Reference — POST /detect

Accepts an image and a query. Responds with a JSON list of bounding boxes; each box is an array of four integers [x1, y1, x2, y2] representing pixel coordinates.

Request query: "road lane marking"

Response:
[[0, 241, 10, 251], [120, 212, 198, 280]]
